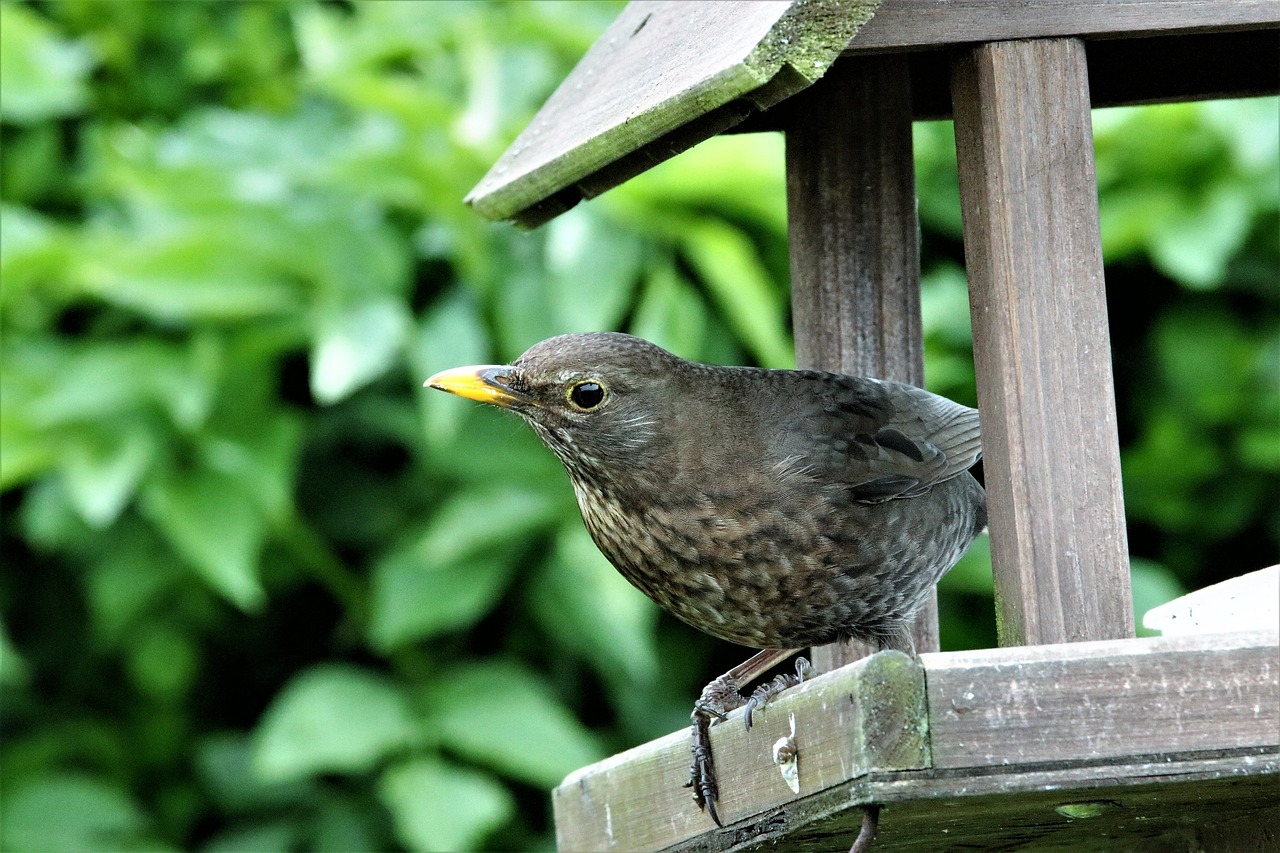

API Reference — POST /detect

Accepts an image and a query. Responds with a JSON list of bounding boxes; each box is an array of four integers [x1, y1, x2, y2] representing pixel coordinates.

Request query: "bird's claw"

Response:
[[685, 706, 721, 826], [693, 673, 746, 722], [687, 657, 813, 825], [743, 656, 812, 730]]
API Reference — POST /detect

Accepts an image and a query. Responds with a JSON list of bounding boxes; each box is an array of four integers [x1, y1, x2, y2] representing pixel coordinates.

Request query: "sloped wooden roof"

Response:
[[464, 0, 880, 228], [468, 0, 1278, 229]]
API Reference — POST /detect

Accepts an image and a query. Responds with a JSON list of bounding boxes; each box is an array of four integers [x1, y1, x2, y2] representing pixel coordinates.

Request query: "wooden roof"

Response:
[[466, 0, 1278, 229], [465, 0, 880, 228]]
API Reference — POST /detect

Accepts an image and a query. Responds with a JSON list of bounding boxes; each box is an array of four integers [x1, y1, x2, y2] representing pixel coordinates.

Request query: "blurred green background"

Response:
[[1, 2, 1276, 851]]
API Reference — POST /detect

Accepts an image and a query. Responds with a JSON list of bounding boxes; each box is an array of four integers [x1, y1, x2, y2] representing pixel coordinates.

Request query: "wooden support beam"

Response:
[[551, 631, 1280, 851], [950, 39, 1134, 647], [846, 0, 1279, 52], [785, 54, 940, 669]]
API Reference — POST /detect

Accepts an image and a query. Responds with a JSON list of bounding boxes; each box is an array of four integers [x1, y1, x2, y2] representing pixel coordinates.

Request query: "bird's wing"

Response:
[[770, 377, 982, 503]]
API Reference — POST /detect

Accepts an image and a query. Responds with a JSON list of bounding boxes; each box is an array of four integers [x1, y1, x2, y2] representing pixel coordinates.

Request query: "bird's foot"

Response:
[[685, 654, 811, 826], [743, 656, 812, 730], [693, 672, 749, 721], [685, 673, 748, 826], [686, 705, 722, 826]]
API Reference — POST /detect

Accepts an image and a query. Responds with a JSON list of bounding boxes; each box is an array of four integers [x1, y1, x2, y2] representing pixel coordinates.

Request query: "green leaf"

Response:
[[1149, 184, 1254, 288], [14, 337, 216, 432], [0, 773, 148, 853], [125, 622, 200, 701], [0, 203, 71, 304], [60, 427, 155, 528], [608, 133, 787, 236], [368, 487, 557, 650], [311, 297, 411, 404], [411, 287, 492, 447], [529, 524, 659, 687], [85, 522, 185, 645], [920, 263, 973, 348], [492, 257, 560, 354], [199, 412, 302, 523], [75, 223, 304, 322], [253, 664, 417, 782], [426, 660, 604, 787], [0, 618, 29, 688], [196, 732, 310, 814], [629, 262, 708, 359], [378, 757, 514, 853], [1131, 558, 1187, 638], [0, 4, 93, 123], [543, 209, 642, 331], [681, 219, 793, 368], [312, 795, 381, 853], [140, 466, 267, 611], [938, 533, 993, 596], [0, 409, 58, 489], [201, 821, 299, 853]]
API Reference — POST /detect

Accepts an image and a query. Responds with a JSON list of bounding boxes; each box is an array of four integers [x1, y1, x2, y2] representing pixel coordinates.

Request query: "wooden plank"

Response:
[[923, 632, 1280, 768], [950, 39, 1133, 647], [553, 632, 1279, 851], [783, 56, 940, 670], [466, 0, 880, 226], [554, 651, 928, 851], [722, 760, 1280, 852], [847, 0, 1280, 52], [731, 29, 1280, 129]]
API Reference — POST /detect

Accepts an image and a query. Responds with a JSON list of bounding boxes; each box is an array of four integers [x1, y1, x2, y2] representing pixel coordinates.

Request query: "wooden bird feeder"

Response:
[[466, 2, 1280, 850]]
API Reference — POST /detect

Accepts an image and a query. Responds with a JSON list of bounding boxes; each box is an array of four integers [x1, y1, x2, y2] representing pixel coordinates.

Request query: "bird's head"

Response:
[[425, 333, 695, 481]]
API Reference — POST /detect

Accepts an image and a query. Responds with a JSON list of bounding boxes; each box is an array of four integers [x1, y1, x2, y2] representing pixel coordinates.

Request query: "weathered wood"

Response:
[[924, 632, 1280, 768], [786, 57, 924, 385], [783, 56, 939, 670], [720, 29, 1280, 131], [718, 761, 1280, 852], [555, 651, 928, 851], [552, 632, 1280, 852], [466, 0, 879, 227], [950, 39, 1133, 647], [847, 0, 1279, 52], [468, 1, 1279, 229]]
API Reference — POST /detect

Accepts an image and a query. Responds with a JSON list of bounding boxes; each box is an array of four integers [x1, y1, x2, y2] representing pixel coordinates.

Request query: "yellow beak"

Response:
[[424, 365, 529, 409]]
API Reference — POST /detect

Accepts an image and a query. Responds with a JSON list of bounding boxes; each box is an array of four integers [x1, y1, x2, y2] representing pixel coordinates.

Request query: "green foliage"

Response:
[[1, 1, 1275, 850]]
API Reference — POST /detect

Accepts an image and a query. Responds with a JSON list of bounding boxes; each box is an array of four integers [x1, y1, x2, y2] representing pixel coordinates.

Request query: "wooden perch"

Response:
[[554, 631, 1280, 851]]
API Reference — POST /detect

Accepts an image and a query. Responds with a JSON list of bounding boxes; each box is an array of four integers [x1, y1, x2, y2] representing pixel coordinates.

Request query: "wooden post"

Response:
[[950, 38, 1135, 647], [785, 55, 939, 669]]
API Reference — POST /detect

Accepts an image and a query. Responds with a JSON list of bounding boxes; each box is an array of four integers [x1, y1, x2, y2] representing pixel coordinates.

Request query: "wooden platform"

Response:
[[553, 631, 1280, 851]]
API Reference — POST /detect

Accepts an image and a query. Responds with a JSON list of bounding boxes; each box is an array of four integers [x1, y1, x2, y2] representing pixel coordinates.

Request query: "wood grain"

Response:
[[950, 39, 1134, 647], [551, 632, 1280, 851], [554, 651, 928, 851], [724, 761, 1280, 852], [466, 0, 879, 226], [923, 632, 1280, 768], [784, 55, 940, 670], [847, 0, 1279, 52]]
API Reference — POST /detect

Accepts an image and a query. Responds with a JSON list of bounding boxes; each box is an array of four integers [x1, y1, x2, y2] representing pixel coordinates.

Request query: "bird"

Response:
[[426, 331, 986, 830]]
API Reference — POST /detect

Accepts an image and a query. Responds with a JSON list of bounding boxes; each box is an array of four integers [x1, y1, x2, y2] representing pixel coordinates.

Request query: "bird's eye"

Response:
[[567, 381, 606, 410]]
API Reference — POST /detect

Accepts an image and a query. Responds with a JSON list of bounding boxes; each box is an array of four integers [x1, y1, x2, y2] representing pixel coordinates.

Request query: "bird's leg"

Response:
[[849, 804, 881, 853], [686, 648, 802, 826]]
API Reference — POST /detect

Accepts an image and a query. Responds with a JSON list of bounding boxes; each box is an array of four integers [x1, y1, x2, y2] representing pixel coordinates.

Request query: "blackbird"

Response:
[[426, 332, 986, 828]]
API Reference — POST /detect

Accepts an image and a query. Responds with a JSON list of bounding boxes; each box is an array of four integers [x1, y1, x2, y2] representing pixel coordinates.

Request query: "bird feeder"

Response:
[[465, 2, 1280, 849]]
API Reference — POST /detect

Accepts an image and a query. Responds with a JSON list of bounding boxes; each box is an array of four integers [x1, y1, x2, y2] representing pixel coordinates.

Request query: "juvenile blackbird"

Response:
[[427, 332, 986, 826]]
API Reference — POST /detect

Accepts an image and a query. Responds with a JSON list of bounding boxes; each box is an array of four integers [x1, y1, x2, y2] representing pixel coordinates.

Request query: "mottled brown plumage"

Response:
[[427, 332, 986, 827]]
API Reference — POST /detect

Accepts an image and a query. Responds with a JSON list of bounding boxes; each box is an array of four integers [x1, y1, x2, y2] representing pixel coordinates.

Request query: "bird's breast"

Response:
[[564, 467, 985, 650], [567, 473, 852, 647]]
